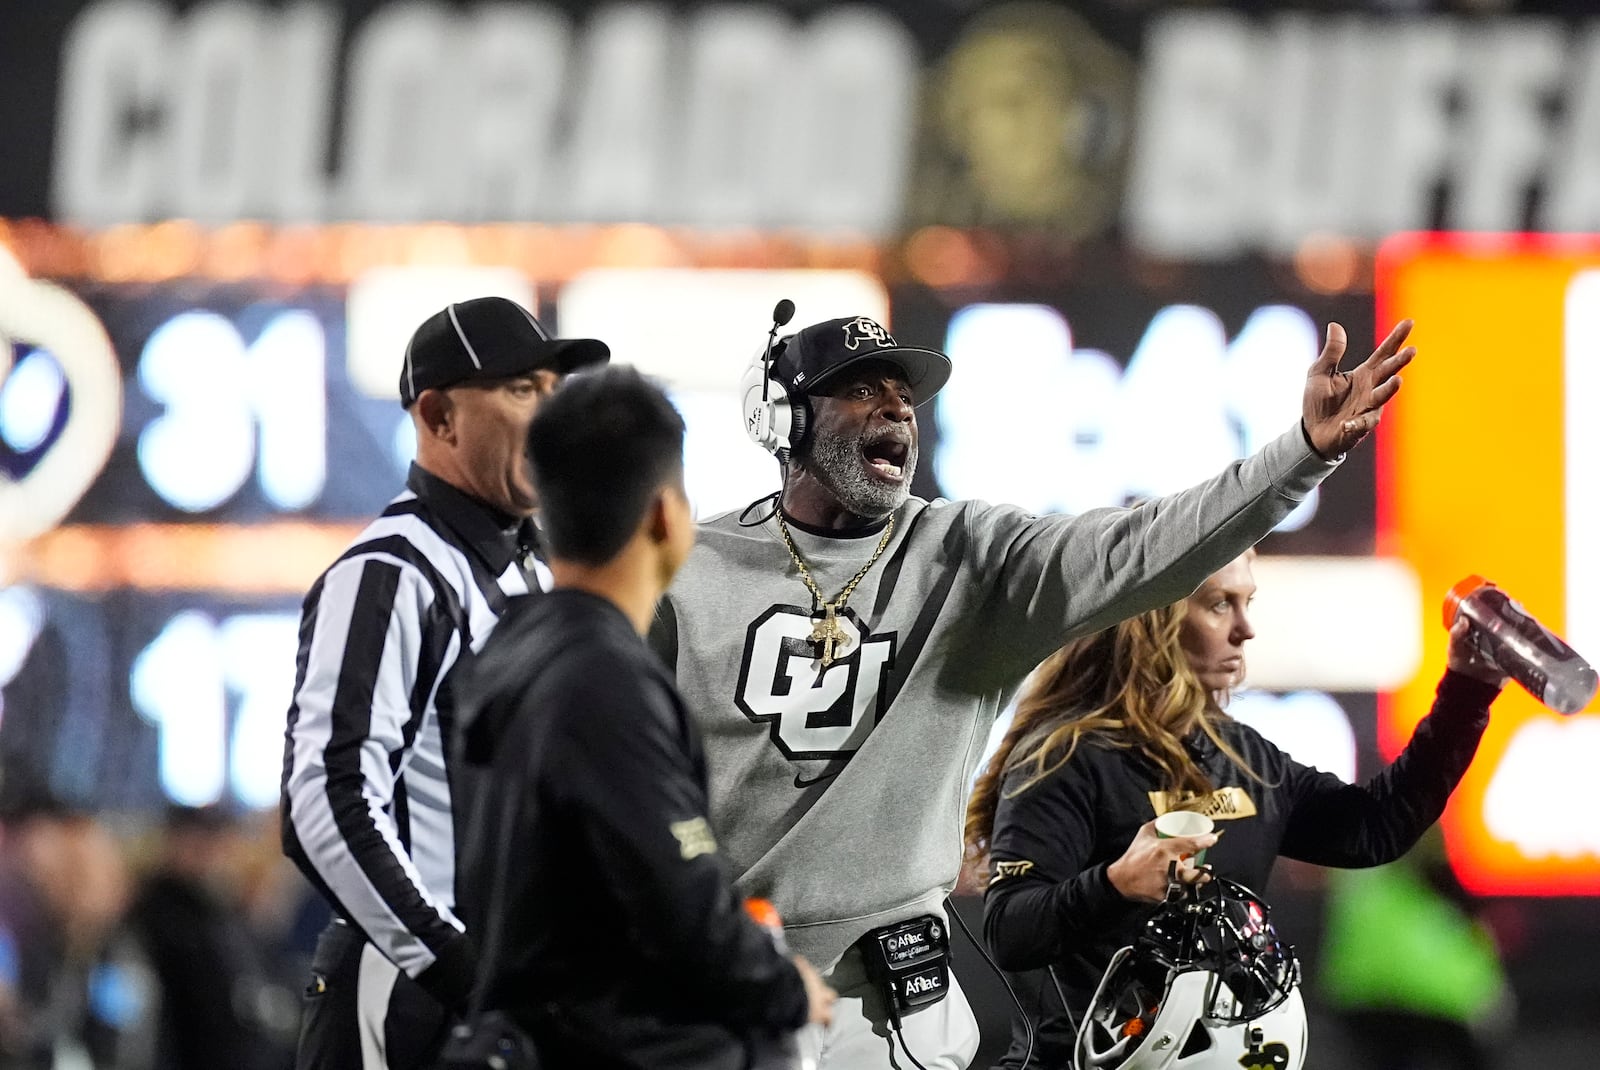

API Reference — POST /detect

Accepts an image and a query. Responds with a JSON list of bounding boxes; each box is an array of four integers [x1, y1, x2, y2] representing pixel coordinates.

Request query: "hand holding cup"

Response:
[[1154, 810, 1216, 865], [1107, 814, 1219, 903]]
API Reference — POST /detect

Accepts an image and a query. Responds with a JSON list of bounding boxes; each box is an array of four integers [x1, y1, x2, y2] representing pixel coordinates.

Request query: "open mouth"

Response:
[[861, 436, 910, 481]]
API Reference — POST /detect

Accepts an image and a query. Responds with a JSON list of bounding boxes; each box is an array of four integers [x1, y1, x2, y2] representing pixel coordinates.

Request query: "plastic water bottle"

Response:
[[1444, 575, 1599, 715], [744, 898, 817, 1070]]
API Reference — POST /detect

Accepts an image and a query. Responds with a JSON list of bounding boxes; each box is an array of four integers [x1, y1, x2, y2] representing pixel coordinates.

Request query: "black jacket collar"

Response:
[[406, 463, 537, 576]]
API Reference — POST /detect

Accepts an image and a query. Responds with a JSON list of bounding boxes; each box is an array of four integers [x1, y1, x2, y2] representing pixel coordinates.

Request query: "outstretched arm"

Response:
[[1279, 619, 1503, 867], [960, 320, 1417, 681]]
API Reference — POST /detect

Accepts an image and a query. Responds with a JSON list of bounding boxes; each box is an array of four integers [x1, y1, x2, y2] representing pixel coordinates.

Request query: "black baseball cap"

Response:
[[399, 296, 610, 407], [773, 316, 951, 402]]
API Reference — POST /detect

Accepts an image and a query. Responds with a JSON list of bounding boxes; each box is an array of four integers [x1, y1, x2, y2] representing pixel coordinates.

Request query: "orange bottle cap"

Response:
[[744, 897, 782, 928], [1443, 575, 1492, 629]]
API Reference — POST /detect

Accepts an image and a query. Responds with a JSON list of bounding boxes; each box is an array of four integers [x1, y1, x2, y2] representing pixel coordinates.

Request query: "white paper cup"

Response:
[[1155, 810, 1214, 865]]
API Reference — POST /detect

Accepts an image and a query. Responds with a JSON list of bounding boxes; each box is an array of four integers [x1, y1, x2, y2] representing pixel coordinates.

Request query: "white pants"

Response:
[[794, 947, 982, 1069]]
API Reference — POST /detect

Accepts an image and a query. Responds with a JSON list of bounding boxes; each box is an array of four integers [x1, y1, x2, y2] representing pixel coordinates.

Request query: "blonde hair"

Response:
[[964, 597, 1261, 863]]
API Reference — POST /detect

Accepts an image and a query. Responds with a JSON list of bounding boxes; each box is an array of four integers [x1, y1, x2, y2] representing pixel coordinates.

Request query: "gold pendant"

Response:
[[809, 604, 851, 667]]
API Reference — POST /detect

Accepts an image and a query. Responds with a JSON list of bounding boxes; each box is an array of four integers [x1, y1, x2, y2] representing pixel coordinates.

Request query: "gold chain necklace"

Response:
[[775, 512, 895, 668]]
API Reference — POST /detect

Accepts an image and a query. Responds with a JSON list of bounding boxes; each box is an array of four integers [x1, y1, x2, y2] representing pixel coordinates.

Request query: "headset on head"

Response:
[[740, 298, 807, 462]]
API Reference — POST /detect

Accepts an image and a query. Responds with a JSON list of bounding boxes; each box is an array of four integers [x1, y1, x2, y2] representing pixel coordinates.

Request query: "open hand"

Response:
[[1106, 819, 1217, 903], [1302, 320, 1416, 459]]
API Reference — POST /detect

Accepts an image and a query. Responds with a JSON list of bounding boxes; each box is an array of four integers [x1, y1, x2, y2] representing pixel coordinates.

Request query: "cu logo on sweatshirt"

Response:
[[734, 605, 897, 760]]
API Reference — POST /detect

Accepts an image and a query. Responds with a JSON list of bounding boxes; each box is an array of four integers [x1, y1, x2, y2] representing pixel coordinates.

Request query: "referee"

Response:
[[280, 297, 608, 1070]]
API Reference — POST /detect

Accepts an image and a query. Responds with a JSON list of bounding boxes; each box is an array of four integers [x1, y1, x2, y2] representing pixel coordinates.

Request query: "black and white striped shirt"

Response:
[[281, 464, 546, 1004]]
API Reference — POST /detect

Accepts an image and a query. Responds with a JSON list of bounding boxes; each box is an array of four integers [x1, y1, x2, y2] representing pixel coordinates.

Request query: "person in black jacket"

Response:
[[281, 297, 608, 1070], [454, 365, 836, 1070], [964, 551, 1508, 1069]]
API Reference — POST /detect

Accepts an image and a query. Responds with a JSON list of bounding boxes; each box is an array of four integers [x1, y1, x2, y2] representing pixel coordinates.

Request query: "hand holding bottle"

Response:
[[1446, 616, 1509, 689], [1444, 576, 1598, 714]]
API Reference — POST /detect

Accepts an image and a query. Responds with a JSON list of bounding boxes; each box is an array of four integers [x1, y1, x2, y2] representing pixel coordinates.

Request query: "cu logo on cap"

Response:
[[842, 317, 894, 351]]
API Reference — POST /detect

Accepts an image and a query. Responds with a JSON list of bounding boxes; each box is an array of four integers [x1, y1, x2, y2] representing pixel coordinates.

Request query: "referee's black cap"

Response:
[[399, 297, 610, 407]]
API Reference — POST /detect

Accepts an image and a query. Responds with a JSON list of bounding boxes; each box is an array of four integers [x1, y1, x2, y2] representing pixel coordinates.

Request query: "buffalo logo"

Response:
[[1239, 1041, 1291, 1070], [906, 3, 1135, 240], [842, 317, 894, 351], [734, 604, 897, 762]]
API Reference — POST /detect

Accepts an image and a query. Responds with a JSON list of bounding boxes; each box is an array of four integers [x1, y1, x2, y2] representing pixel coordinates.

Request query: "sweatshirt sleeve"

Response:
[[1277, 670, 1499, 867], [961, 424, 1338, 678], [552, 669, 808, 1032], [982, 755, 1129, 971], [281, 556, 474, 1008]]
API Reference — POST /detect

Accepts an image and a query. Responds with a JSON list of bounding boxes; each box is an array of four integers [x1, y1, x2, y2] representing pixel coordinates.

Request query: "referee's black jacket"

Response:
[[455, 588, 808, 1070]]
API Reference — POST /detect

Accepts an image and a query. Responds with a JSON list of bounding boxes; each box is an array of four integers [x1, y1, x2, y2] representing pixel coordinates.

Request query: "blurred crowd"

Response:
[[0, 777, 322, 1070]]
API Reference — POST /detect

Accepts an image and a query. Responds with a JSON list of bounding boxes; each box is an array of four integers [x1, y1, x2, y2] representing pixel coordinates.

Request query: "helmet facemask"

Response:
[[1075, 874, 1306, 1070]]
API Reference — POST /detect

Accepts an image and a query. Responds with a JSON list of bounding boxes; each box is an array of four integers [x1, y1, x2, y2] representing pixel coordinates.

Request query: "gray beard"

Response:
[[802, 431, 918, 517]]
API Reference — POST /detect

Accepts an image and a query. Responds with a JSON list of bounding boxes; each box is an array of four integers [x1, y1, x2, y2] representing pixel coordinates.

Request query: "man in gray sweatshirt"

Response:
[[651, 312, 1415, 1068]]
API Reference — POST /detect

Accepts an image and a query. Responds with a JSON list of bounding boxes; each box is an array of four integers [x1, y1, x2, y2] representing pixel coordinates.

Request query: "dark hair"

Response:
[[527, 365, 686, 565]]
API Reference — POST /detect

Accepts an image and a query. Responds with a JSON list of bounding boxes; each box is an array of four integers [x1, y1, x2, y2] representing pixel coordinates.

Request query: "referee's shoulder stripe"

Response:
[[357, 512, 473, 579], [333, 532, 469, 639], [356, 506, 514, 615], [382, 495, 425, 520]]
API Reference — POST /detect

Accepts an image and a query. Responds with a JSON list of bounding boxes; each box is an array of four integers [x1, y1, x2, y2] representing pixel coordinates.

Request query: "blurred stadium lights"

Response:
[[1246, 556, 1422, 692], [1376, 232, 1600, 894], [0, 220, 891, 287], [1229, 690, 1359, 786], [1293, 232, 1365, 295], [903, 226, 1007, 290], [0, 218, 1396, 294], [934, 302, 1323, 529], [346, 265, 536, 400], [0, 524, 362, 594], [1566, 270, 1600, 670]]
